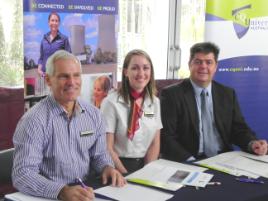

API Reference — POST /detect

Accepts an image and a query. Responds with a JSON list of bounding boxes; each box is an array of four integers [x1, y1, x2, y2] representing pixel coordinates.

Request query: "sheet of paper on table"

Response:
[[5, 192, 56, 201], [95, 183, 174, 201], [239, 151, 268, 163], [5, 191, 111, 201], [126, 159, 211, 190], [195, 151, 268, 179]]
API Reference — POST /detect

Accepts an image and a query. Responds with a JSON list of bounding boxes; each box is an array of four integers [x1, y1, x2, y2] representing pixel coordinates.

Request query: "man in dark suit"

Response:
[[160, 42, 267, 162]]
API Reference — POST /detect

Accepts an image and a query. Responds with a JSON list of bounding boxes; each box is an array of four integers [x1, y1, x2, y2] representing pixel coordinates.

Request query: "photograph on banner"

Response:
[[81, 73, 113, 107], [23, 0, 118, 97]]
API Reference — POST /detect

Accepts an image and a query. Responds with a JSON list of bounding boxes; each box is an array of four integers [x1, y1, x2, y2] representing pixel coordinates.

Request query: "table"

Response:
[[4, 169, 268, 201], [85, 168, 268, 201]]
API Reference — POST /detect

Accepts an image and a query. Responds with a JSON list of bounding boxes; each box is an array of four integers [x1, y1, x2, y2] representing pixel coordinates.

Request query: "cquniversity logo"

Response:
[[232, 4, 251, 39]]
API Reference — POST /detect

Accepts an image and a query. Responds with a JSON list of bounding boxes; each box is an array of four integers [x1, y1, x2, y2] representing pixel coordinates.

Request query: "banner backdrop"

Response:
[[205, 0, 268, 139], [23, 0, 118, 105], [23, 0, 118, 68]]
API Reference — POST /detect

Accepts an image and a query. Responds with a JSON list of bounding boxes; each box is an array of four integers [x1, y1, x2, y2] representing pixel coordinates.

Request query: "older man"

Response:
[[12, 50, 125, 201], [161, 42, 267, 162]]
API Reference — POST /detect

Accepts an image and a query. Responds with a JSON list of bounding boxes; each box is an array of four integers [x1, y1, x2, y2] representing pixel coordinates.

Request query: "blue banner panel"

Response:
[[216, 56, 268, 139], [206, 0, 268, 140]]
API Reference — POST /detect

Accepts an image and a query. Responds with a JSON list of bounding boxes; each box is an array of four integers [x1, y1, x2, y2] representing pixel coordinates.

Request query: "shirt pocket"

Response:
[[77, 129, 97, 152]]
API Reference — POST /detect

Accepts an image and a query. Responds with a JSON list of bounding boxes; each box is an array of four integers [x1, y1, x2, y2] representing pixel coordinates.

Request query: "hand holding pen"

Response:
[[76, 177, 88, 188], [58, 178, 95, 201]]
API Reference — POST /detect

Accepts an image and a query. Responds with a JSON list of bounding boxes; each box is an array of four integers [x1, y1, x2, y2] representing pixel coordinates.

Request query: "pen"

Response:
[[207, 182, 221, 185], [76, 177, 87, 188], [235, 178, 264, 184]]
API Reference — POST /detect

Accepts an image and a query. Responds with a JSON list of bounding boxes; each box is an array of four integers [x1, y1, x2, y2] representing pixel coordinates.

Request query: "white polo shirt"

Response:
[[101, 90, 162, 158]]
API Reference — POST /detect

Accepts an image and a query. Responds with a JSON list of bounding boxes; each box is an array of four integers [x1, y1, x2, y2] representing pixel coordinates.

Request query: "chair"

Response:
[[155, 79, 181, 97], [0, 87, 24, 150], [0, 148, 16, 199], [117, 79, 181, 97]]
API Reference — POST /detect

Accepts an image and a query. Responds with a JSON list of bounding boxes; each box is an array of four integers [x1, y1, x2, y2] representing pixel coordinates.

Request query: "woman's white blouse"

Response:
[[100, 91, 162, 158]]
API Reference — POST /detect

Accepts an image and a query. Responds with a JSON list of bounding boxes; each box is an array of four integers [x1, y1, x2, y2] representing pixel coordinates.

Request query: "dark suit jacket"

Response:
[[160, 78, 257, 162]]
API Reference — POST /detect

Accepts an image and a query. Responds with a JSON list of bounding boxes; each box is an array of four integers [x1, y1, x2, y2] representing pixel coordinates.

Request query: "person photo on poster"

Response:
[[37, 12, 71, 77]]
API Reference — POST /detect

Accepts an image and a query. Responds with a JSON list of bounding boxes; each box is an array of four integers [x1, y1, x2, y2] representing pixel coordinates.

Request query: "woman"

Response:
[[101, 49, 162, 174], [92, 75, 112, 108], [37, 12, 71, 76]]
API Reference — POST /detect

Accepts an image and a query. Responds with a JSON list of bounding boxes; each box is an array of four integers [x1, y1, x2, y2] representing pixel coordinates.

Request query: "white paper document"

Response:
[[149, 159, 208, 172], [125, 159, 212, 190], [95, 183, 173, 201], [239, 151, 268, 163], [5, 192, 111, 201], [5, 192, 57, 201], [195, 151, 268, 178], [181, 171, 213, 187]]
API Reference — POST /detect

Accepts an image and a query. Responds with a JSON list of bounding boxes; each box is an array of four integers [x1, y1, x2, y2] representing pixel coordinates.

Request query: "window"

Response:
[[118, 0, 169, 80], [0, 0, 23, 87], [0, 0, 23, 151], [179, 0, 205, 78], [118, 0, 205, 80]]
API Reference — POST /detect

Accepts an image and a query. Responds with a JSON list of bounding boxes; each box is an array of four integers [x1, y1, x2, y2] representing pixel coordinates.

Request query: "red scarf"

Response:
[[127, 89, 145, 140]]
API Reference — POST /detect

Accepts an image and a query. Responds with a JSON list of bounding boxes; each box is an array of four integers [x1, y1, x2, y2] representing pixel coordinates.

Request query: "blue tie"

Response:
[[200, 89, 217, 157]]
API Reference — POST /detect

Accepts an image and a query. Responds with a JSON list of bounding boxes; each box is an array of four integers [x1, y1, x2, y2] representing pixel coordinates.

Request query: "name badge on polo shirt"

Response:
[[144, 111, 154, 117], [80, 130, 94, 137]]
